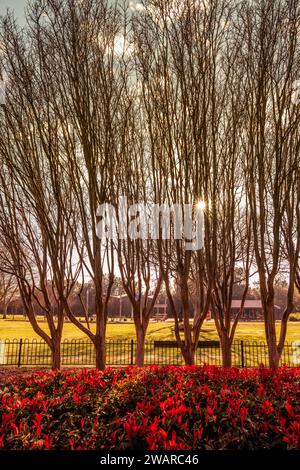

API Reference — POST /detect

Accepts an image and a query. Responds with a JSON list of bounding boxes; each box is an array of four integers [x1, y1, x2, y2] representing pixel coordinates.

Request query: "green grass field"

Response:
[[0, 318, 300, 343], [0, 318, 300, 368]]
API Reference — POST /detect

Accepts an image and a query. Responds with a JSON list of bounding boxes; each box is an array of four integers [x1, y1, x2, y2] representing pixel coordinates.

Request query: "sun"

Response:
[[196, 200, 206, 210]]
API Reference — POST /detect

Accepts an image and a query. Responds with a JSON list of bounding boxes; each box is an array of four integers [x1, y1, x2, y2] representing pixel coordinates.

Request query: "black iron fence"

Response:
[[0, 338, 299, 368]]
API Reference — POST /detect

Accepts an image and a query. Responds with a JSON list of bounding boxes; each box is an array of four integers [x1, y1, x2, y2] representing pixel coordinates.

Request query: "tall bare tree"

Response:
[[113, 92, 162, 366], [239, 0, 300, 367], [134, 0, 251, 365], [0, 8, 83, 369], [22, 0, 133, 368]]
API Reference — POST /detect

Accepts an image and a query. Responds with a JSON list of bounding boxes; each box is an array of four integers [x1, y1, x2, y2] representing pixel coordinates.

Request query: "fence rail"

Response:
[[0, 338, 299, 368]]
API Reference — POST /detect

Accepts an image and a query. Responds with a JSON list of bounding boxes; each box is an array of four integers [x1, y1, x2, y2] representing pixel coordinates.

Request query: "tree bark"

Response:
[[264, 303, 280, 369], [266, 325, 280, 369], [267, 336, 280, 369], [182, 345, 196, 365], [220, 333, 232, 367], [181, 278, 195, 365], [136, 328, 146, 367], [95, 328, 106, 370], [51, 336, 61, 370]]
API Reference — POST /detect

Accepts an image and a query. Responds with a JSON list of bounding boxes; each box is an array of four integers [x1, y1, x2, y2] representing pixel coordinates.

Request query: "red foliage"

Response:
[[0, 366, 300, 450]]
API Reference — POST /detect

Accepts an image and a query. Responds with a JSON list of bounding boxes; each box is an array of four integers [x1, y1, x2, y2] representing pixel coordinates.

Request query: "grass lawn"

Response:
[[0, 319, 299, 368], [0, 318, 300, 343]]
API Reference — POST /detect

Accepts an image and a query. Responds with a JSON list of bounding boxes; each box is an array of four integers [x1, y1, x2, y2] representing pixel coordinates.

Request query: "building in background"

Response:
[[230, 300, 282, 321]]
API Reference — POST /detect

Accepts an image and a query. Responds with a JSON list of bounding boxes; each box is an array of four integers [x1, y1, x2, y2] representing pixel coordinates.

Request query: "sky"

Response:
[[0, 0, 27, 18], [0, 1, 141, 20]]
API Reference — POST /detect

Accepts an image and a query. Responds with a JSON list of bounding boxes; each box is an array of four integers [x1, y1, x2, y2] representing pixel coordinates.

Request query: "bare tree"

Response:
[[22, 0, 133, 368], [0, 261, 18, 319], [134, 0, 251, 365], [239, 0, 300, 367], [294, 179, 300, 297], [0, 9, 83, 369], [133, 0, 207, 364], [0, 172, 70, 370], [113, 92, 163, 366]]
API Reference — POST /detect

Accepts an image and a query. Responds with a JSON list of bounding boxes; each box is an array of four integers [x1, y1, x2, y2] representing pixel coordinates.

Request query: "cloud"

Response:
[[129, 1, 145, 13]]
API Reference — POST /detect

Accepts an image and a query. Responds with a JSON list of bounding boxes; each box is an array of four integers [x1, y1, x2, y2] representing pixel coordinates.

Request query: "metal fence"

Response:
[[0, 338, 299, 368]]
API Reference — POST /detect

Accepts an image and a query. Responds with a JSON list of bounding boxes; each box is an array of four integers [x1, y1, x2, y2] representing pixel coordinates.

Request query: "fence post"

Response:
[[240, 340, 245, 368], [130, 339, 134, 365], [17, 338, 23, 368]]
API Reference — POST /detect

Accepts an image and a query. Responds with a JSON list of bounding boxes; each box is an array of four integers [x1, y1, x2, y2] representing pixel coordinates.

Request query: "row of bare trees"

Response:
[[0, 0, 299, 369]]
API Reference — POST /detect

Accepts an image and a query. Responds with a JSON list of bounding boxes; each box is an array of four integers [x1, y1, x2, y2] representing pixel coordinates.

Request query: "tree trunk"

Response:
[[95, 330, 106, 370], [266, 331, 280, 369], [265, 303, 280, 369], [181, 280, 194, 365], [3, 305, 7, 320], [220, 334, 232, 367], [182, 345, 195, 365], [136, 328, 146, 367], [51, 337, 61, 370]]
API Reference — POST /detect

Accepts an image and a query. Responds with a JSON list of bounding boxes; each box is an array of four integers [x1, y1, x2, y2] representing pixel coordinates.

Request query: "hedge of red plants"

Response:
[[0, 365, 300, 450]]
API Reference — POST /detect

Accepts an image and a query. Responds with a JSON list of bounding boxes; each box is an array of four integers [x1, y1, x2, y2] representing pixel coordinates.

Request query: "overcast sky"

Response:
[[0, 1, 141, 21], [0, 0, 27, 18]]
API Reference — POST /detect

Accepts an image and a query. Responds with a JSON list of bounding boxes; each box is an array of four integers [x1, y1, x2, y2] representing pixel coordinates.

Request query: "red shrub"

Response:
[[0, 366, 300, 450]]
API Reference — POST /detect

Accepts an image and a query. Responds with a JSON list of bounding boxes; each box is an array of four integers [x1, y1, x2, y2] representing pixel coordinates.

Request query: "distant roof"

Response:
[[231, 300, 280, 309]]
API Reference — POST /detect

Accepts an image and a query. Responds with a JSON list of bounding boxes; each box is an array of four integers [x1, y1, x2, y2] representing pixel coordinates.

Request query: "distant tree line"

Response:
[[4, 277, 300, 319]]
